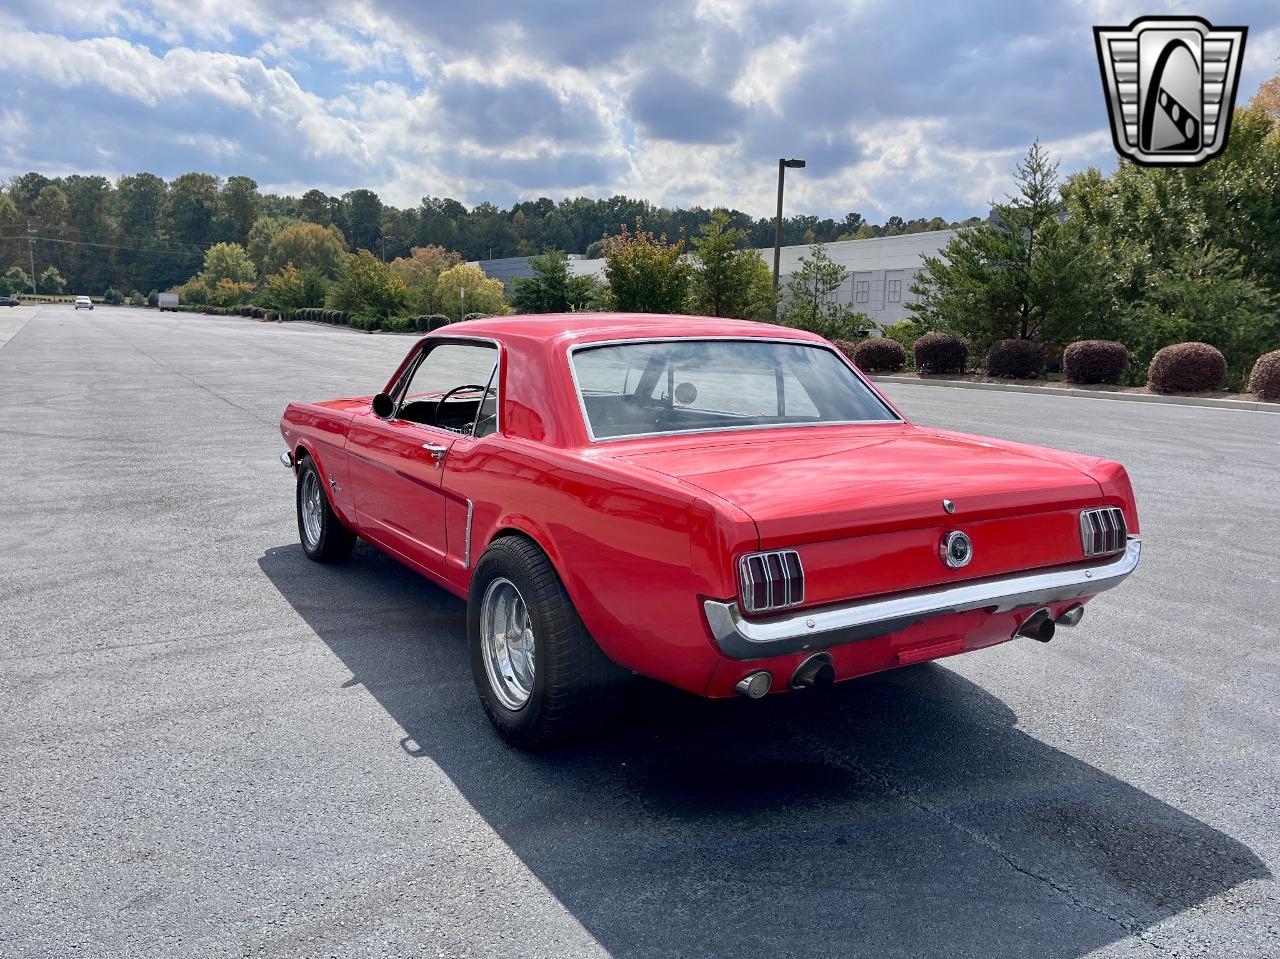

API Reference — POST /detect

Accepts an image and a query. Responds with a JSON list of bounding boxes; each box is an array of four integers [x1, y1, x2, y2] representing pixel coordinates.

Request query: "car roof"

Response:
[[440, 312, 827, 347]]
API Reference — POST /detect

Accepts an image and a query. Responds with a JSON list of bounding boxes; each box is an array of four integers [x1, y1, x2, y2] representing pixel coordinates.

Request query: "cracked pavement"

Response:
[[1, 304, 1277, 958]]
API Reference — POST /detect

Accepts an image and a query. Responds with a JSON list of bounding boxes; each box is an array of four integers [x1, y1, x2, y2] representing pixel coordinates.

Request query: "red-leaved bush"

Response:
[[850, 337, 907, 373], [1147, 342, 1227, 393], [1247, 349, 1280, 400], [1062, 340, 1130, 385], [914, 331, 968, 374], [985, 338, 1045, 378]]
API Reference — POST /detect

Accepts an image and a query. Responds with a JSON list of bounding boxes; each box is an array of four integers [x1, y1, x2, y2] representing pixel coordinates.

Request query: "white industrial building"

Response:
[[471, 229, 956, 330]]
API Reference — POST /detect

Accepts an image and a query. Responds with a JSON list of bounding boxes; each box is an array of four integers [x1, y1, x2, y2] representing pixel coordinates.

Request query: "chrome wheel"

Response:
[[480, 577, 536, 710], [300, 469, 323, 548]]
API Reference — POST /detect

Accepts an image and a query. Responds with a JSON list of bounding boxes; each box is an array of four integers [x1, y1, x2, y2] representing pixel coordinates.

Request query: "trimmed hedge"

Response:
[[1062, 340, 1129, 385], [1247, 349, 1280, 400], [914, 331, 968, 374], [986, 338, 1045, 378], [1147, 342, 1227, 393], [418, 314, 451, 331], [293, 308, 351, 326], [849, 337, 907, 373]]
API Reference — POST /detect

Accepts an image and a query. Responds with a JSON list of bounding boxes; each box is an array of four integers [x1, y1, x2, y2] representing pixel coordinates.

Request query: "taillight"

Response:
[[1079, 507, 1127, 557], [738, 549, 804, 614]]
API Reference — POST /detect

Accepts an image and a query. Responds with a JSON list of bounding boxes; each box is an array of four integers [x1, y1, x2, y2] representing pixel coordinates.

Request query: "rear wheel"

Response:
[[469, 536, 625, 747], [296, 455, 355, 563]]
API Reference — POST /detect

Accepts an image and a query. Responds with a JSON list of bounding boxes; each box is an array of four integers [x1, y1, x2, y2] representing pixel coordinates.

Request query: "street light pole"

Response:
[[771, 158, 805, 321]]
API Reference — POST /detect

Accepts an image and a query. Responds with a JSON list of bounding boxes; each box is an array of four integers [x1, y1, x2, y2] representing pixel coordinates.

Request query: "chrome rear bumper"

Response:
[[705, 538, 1141, 660]]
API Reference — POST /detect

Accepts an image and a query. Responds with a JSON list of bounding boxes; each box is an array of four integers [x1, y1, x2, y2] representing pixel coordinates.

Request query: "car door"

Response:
[[346, 339, 498, 577]]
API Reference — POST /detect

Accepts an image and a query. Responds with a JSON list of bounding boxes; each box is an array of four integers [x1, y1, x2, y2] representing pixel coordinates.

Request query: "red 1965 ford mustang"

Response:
[[279, 314, 1141, 746]]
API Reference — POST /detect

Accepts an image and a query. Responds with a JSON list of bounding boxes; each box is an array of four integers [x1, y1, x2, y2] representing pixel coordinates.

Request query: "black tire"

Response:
[[295, 455, 355, 563], [469, 536, 625, 747]]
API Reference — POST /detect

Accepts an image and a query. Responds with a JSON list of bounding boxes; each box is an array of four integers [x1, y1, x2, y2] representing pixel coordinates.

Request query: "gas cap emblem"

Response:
[[943, 499, 956, 514], [940, 531, 973, 568]]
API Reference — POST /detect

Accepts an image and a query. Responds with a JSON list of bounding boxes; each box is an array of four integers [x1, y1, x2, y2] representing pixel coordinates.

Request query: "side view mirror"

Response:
[[371, 392, 395, 419]]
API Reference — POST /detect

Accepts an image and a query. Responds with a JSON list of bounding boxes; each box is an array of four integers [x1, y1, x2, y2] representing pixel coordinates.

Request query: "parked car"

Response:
[[0, 296, 18, 307], [74, 296, 93, 310], [279, 315, 1141, 746]]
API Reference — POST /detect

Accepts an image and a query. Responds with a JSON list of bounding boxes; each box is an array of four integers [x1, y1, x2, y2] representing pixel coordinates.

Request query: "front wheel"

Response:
[[469, 536, 625, 747], [296, 455, 355, 563]]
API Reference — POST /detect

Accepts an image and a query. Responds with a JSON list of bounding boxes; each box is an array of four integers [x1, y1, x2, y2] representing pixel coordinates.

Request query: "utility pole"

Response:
[[27, 223, 37, 295]]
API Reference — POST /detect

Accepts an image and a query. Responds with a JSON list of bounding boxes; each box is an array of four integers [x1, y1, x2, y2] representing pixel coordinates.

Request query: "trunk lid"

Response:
[[612, 427, 1106, 604]]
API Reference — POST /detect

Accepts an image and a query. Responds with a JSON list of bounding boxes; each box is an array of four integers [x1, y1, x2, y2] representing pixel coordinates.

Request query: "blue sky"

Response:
[[0, 1, 1276, 221]]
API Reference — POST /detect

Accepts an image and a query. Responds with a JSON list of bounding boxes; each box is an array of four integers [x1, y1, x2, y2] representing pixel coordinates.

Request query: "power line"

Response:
[[0, 234, 204, 258], [0, 220, 212, 253]]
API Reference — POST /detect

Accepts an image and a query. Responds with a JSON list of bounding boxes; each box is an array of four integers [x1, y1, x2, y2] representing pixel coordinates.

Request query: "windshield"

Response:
[[571, 339, 900, 440]]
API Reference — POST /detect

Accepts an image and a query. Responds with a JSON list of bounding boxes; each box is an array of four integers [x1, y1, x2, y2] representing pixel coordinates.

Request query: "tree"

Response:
[[601, 219, 689, 313], [509, 250, 605, 313], [265, 222, 347, 278], [38, 265, 68, 295], [247, 216, 297, 274], [216, 176, 261, 244], [261, 264, 329, 311], [909, 141, 1105, 352], [687, 211, 774, 321], [163, 173, 220, 250], [0, 266, 32, 296], [339, 189, 384, 253], [298, 189, 335, 226], [779, 245, 869, 340], [200, 242, 256, 285], [388, 245, 463, 315], [435, 264, 507, 321], [1253, 56, 1280, 120], [1131, 243, 1277, 385], [326, 250, 406, 319]]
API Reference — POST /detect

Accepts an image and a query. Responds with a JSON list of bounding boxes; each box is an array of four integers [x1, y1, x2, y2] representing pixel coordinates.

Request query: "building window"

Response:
[[887, 279, 901, 303], [855, 280, 869, 304]]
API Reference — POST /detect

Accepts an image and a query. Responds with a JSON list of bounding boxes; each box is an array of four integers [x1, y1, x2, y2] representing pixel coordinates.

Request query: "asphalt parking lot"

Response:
[[2, 304, 1277, 959]]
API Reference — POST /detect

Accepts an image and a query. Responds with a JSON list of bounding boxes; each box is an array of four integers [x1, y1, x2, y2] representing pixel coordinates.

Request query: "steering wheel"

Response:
[[433, 383, 492, 428]]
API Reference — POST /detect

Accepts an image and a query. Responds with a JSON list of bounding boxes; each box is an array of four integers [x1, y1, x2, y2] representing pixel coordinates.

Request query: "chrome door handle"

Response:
[[421, 443, 448, 464]]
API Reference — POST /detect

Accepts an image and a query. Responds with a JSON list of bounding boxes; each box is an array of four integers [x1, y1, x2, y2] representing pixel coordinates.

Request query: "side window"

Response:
[[398, 342, 498, 435]]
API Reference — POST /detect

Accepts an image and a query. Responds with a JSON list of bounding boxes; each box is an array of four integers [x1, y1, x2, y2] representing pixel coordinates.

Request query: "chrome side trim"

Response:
[[463, 500, 474, 569], [704, 538, 1141, 660]]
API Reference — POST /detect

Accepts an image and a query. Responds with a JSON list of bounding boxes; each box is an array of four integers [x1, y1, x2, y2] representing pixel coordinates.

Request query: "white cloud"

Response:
[[0, 0, 1276, 221]]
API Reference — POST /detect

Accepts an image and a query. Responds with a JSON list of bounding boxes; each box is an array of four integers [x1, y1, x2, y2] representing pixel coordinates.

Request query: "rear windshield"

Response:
[[571, 339, 900, 440]]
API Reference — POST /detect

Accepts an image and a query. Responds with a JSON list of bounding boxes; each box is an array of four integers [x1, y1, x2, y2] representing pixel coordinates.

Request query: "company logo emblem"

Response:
[[1094, 16, 1247, 166], [940, 531, 973, 569]]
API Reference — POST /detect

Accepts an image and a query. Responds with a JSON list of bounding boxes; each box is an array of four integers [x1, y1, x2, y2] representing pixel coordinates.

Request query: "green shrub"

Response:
[[914, 331, 968, 374], [103, 288, 124, 305], [849, 337, 907, 373], [1147, 342, 1226, 393], [881, 318, 927, 354], [1246, 350, 1280, 400], [423, 314, 450, 331], [1062, 340, 1130, 385], [146, 290, 159, 308], [985, 338, 1045, 378]]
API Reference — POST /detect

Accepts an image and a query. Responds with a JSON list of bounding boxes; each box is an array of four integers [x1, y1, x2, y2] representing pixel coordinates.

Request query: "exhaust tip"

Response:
[[734, 670, 772, 699], [1015, 607, 1056, 643], [1057, 604, 1085, 627], [790, 652, 835, 690]]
